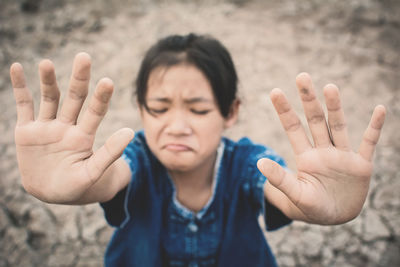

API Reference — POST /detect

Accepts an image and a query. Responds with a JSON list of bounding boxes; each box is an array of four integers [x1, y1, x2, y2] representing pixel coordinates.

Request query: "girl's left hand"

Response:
[[257, 73, 386, 225]]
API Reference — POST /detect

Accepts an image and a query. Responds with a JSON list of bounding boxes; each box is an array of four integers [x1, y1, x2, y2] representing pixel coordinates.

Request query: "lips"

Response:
[[163, 143, 192, 152]]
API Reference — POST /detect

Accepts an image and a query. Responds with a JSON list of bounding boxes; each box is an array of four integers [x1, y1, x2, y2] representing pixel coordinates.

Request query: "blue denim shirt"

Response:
[[100, 131, 291, 266]]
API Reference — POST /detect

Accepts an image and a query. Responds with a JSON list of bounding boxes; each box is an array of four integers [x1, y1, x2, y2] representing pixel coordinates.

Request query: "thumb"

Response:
[[257, 158, 300, 203], [87, 128, 135, 182]]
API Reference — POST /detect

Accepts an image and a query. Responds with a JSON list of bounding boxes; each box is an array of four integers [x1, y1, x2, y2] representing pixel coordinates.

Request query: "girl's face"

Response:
[[140, 64, 238, 173]]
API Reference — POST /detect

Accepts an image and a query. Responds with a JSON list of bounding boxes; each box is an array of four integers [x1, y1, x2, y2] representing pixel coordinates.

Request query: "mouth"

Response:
[[163, 143, 192, 152]]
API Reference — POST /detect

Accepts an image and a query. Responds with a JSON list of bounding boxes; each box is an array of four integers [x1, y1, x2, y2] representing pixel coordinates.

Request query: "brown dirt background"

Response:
[[0, 0, 399, 266]]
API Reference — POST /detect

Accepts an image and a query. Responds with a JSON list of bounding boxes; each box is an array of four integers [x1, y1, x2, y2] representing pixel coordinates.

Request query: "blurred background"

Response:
[[0, 0, 399, 266]]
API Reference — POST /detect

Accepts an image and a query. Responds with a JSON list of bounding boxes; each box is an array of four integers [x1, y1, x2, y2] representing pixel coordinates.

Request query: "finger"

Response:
[[296, 73, 331, 147], [358, 105, 386, 161], [59, 52, 91, 124], [257, 158, 301, 205], [270, 88, 312, 155], [38, 59, 60, 121], [78, 78, 114, 135], [323, 84, 350, 149], [86, 128, 135, 182], [10, 63, 34, 125]]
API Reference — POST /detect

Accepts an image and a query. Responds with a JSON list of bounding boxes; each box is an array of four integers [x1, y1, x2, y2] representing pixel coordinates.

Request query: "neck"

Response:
[[169, 151, 217, 191], [169, 152, 217, 212]]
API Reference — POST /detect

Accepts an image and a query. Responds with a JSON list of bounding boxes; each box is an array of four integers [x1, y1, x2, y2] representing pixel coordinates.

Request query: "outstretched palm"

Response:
[[10, 53, 133, 204], [258, 73, 385, 224]]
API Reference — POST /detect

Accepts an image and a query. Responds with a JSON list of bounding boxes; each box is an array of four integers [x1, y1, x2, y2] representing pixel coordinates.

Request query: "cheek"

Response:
[[196, 119, 225, 143], [142, 116, 162, 145], [142, 114, 162, 131], [198, 117, 225, 132]]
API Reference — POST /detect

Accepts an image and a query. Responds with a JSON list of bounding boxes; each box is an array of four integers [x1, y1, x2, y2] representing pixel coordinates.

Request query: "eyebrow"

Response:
[[147, 97, 171, 103], [147, 97, 213, 104]]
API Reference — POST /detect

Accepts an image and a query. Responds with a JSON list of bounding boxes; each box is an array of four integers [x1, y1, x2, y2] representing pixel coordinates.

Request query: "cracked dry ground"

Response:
[[0, 0, 399, 266]]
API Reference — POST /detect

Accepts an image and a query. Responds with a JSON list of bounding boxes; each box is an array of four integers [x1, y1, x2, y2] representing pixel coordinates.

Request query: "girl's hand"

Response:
[[257, 73, 386, 224], [10, 53, 134, 204]]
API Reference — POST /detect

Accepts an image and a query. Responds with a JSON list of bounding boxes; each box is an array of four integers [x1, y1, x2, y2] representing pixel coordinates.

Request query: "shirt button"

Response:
[[188, 222, 198, 233], [189, 262, 198, 267]]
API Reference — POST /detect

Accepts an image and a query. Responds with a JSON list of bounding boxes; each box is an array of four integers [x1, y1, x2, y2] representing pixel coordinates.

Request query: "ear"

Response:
[[224, 99, 240, 129]]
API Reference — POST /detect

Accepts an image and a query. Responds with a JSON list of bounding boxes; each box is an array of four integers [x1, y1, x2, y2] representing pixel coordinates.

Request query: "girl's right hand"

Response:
[[10, 53, 134, 204]]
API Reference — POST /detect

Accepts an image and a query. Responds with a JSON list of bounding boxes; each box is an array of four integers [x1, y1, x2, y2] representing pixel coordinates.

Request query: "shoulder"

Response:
[[123, 130, 151, 164], [218, 137, 270, 211], [222, 136, 286, 167], [122, 130, 164, 179], [124, 130, 148, 155], [219, 136, 287, 193], [122, 130, 170, 187]]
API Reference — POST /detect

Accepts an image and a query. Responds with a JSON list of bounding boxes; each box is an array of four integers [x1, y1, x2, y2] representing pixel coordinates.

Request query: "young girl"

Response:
[[10, 34, 386, 266]]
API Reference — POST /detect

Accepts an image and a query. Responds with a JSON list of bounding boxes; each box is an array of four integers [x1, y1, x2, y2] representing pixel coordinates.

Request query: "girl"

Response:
[[10, 34, 386, 266]]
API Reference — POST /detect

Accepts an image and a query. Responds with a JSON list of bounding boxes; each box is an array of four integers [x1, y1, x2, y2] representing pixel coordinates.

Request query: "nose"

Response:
[[165, 111, 192, 136]]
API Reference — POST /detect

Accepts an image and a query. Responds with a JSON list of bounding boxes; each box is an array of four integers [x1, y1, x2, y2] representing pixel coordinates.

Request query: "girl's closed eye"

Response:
[[148, 107, 168, 114], [190, 109, 211, 115]]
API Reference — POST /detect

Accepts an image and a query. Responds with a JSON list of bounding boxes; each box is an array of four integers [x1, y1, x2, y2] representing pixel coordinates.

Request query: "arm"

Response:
[[10, 53, 134, 205], [258, 73, 385, 225]]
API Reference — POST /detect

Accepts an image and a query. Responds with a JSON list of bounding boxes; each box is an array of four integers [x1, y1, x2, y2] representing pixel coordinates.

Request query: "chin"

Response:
[[161, 159, 195, 173], [155, 151, 195, 171]]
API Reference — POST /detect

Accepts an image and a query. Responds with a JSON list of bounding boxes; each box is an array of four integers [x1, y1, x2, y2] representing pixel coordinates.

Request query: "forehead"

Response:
[[147, 64, 214, 99]]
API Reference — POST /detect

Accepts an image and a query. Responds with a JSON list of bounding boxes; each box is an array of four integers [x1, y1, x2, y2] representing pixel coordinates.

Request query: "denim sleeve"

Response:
[[100, 186, 128, 227], [250, 146, 292, 231], [99, 138, 142, 228]]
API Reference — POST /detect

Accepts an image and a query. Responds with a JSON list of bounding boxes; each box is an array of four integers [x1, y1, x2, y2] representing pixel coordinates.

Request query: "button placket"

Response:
[[187, 221, 198, 233]]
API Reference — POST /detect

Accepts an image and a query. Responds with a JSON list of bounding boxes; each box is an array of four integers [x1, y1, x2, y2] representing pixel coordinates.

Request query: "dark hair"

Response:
[[135, 33, 238, 118]]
